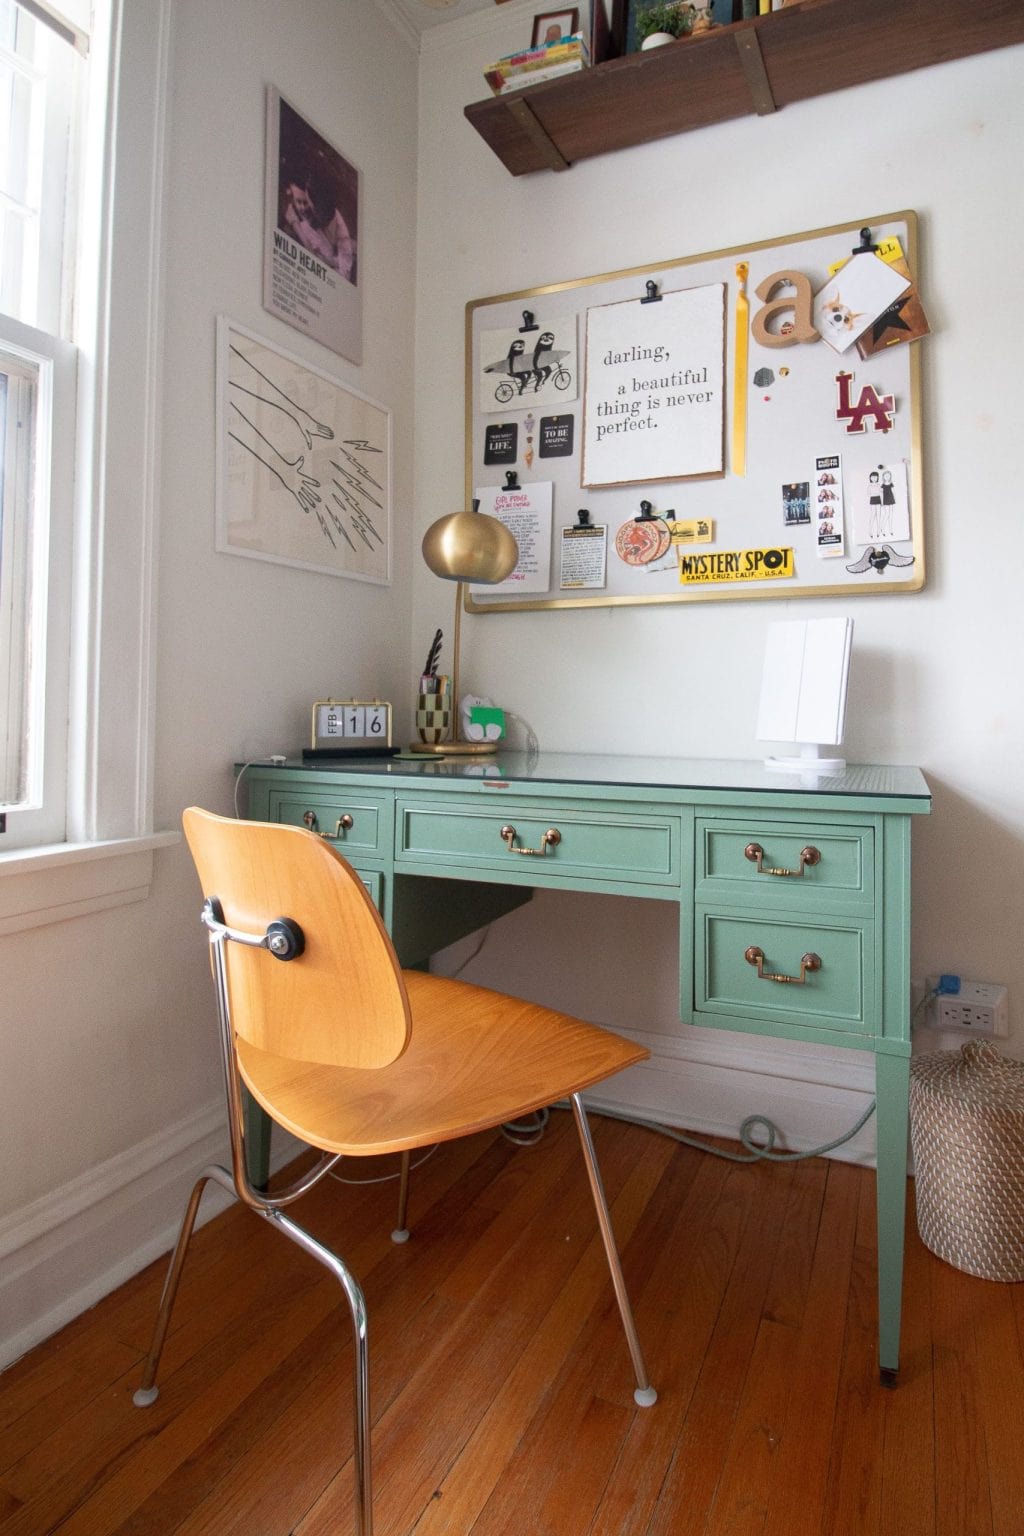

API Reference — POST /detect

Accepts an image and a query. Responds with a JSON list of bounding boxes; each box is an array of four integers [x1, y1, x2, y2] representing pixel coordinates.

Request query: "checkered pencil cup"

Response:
[[416, 691, 450, 744]]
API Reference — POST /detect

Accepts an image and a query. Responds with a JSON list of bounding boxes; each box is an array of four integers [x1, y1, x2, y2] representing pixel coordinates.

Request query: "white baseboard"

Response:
[[585, 1026, 881, 1168], [0, 1105, 304, 1372]]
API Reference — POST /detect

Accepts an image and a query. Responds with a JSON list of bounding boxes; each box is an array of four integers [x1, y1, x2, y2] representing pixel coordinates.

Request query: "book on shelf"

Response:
[[497, 57, 588, 93], [484, 32, 589, 95], [506, 38, 585, 65]]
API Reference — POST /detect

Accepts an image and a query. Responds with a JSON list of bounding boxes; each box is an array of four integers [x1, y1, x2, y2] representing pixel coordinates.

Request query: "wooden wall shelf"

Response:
[[464, 0, 1024, 177]]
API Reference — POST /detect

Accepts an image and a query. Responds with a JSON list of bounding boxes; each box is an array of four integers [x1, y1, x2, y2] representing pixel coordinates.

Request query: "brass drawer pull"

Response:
[[744, 842, 821, 877], [303, 809, 354, 840], [500, 824, 561, 857], [744, 945, 821, 985]]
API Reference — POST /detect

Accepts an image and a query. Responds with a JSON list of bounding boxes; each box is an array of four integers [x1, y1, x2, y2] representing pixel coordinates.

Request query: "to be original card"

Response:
[[813, 252, 910, 354]]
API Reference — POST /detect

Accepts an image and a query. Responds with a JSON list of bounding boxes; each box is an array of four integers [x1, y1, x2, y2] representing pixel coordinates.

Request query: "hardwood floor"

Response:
[[2, 1108, 1022, 1535]]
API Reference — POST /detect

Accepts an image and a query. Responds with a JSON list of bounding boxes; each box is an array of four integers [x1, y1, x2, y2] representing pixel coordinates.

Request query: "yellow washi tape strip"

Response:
[[733, 262, 749, 478]]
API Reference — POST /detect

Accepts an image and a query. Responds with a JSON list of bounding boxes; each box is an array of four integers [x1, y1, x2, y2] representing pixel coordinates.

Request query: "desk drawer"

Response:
[[696, 910, 871, 1036], [267, 787, 389, 859], [696, 818, 873, 913], [396, 798, 679, 889], [355, 867, 382, 910]]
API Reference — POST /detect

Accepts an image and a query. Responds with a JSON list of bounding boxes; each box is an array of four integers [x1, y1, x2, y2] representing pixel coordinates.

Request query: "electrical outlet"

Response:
[[927, 976, 1009, 1037]]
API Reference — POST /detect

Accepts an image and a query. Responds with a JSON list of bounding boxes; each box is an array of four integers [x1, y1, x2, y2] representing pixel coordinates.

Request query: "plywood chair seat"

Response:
[[134, 808, 655, 1536], [237, 968, 646, 1156]]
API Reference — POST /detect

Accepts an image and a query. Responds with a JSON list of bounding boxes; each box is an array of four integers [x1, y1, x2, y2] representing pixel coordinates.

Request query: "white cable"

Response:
[[910, 985, 938, 1033], [447, 925, 492, 978], [549, 1097, 877, 1165], [233, 756, 287, 817], [327, 1144, 439, 1187], [500, 1107, 550, 1145], [233, 762, 255, 818]]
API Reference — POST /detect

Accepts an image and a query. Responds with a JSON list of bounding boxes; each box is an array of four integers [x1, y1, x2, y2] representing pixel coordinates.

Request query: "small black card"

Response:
[[484, 422, 518, 465], [539, 414, 574, 458]]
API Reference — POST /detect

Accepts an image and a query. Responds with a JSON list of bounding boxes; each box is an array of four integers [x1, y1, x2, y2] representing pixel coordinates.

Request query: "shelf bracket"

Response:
[[505, 97, 571, 172], [733, 29, 777, 117]]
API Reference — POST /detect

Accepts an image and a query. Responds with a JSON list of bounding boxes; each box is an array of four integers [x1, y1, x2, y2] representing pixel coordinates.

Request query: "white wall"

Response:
[[414, 16, 1024, 1143], [3, 1, 1021, 1368], [0, 0, 418, 1365]]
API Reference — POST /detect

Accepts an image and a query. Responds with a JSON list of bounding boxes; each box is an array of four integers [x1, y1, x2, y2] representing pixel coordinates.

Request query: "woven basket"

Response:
[[909, 1041, 1024, 1282]]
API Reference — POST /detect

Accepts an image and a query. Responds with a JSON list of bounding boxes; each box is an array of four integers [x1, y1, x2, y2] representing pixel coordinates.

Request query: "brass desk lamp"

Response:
[[413, 501, 518, 756]]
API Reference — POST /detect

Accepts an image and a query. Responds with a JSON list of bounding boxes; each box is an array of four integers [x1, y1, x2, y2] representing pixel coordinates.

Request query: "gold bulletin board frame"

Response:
[[464, 212, 924, 614]]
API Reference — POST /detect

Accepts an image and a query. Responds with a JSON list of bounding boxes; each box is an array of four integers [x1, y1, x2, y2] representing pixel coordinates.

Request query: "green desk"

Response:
[[240, 750, 931, 1378]]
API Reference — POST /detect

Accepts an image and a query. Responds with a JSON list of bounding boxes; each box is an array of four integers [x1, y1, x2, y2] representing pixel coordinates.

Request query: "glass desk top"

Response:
[[252, 750, 930, 805]]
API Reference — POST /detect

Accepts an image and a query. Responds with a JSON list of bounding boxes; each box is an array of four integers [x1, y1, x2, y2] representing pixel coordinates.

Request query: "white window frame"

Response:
[[0, 0, 177, 934], [0, 318, 75, 841]]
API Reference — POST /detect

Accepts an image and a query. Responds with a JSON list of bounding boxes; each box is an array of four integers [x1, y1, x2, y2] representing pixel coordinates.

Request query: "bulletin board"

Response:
[[464, 212, 925, 612]]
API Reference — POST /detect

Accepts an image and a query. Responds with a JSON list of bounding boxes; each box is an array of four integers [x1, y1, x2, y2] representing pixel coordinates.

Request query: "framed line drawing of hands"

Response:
[[216, 317, 390, 584]]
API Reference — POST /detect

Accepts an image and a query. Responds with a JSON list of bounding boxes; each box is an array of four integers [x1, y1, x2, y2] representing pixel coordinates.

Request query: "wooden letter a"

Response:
[[751, 270, 820, 348]]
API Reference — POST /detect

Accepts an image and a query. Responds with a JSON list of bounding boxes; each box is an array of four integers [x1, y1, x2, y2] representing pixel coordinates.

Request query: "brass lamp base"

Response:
[[408, 739, 499, 756]]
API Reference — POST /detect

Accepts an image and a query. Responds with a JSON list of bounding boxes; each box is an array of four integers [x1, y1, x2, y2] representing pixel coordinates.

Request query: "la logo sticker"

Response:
[[835, 371, 895, 434]]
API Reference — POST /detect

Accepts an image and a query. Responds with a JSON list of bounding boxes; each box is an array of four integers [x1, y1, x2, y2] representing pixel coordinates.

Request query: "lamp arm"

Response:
[[451, 581, 464, 744]]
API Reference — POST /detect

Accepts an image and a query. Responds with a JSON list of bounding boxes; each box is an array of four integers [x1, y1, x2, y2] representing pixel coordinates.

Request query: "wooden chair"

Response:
[[134, 807, 656, 1536]]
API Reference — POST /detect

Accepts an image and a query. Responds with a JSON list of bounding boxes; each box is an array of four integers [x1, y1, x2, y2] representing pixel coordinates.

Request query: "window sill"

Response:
[[0, 831, 179, 935]]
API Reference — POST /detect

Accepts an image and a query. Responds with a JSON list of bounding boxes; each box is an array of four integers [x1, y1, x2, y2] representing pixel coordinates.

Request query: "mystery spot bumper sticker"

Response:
[[678, 546, 794, 585]]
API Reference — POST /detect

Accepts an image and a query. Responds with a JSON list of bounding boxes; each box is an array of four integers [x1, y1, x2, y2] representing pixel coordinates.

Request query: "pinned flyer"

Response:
[[853, 461, 910, 547], [669, 517, 714, 546], [479, 319, 578, 413], [829, 238, 930, 357], [857, 239, 931, 357], [472, 480, 552, 595], [814, 454, 846, 558], [813, 253, 910, 354], [560, 516, 607, 590]]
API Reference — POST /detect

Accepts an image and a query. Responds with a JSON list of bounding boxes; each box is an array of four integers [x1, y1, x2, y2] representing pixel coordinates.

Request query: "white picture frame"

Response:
[[216, 317, 390, 584]]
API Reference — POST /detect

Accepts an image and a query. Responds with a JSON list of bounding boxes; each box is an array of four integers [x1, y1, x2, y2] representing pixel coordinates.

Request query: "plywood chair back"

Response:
[[183, 807, 411, 1070]]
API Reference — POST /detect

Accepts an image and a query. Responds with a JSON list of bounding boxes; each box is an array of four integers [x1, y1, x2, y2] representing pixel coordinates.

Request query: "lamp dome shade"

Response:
[[421, 510, 518, 584]]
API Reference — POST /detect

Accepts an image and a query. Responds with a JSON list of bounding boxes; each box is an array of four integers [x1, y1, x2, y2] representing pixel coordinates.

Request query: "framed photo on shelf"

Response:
[[531, 8, 580, 46]]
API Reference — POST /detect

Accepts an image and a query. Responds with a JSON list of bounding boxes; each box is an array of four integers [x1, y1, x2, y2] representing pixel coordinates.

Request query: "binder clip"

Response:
[[634, 499, 674, 523], [640, 280, 662, 304]]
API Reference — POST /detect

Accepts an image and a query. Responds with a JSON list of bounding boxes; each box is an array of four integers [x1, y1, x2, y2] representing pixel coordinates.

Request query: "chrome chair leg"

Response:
[[570, 1094, 657, 1408], [134, 1167, 375, 1536], [391, 1150, 411, 1244], [133, 1164, 229, 1406], [269, 1207, 373, 1536]]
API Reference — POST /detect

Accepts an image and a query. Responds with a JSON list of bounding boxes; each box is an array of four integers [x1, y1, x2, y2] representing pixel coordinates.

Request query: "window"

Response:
[[0, 0, 81, 847], [0, 0, 80, 334], [0, 0, 175, 928]]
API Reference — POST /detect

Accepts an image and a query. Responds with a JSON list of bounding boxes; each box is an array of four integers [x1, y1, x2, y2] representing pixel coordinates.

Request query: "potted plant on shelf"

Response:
[[636, 2, 696, 49]]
